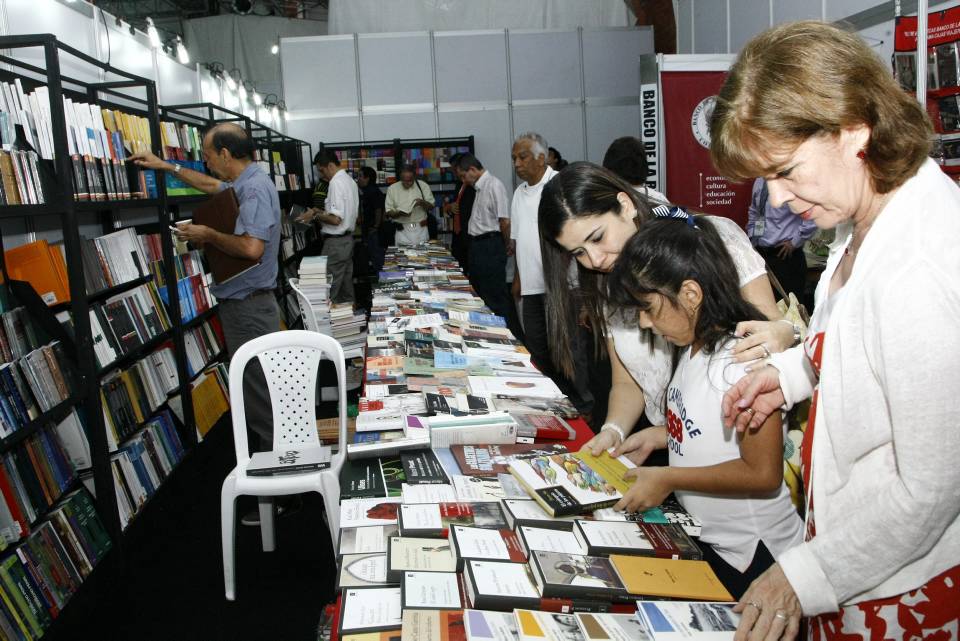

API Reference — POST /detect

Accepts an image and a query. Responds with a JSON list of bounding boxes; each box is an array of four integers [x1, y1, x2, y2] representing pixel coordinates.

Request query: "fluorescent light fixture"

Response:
[[238, 82, 247, 102], [253, 91, 262, 106], [270, 43, 279, 55], [146, 17, 161, 49], [271, 106, 279, 122], [176, 37, 190, 64], [226, 75, 237, 91]]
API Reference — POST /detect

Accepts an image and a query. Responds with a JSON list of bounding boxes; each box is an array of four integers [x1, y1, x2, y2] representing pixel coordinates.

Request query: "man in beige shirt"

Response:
[[384, 164, 435, 246]]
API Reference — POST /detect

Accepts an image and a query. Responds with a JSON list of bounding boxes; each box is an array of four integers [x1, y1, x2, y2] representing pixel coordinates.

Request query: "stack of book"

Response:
[[333, 243, 718, 641], [296, 256, 332, 334], [330, 303, 367, 355]]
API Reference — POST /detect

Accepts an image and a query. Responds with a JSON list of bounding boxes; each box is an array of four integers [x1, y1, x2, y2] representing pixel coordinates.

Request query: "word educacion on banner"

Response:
[[700, 174, 736, 208]]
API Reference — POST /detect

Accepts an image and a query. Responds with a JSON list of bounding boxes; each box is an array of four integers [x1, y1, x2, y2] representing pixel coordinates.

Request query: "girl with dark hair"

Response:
[[606, 212, 802, 599], [538, 162, 796, 462]]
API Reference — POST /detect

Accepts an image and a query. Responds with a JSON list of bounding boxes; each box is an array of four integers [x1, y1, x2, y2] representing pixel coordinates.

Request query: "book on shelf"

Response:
[[246, 446, 331, 476], [4, 241, 70, 306], [398, 502, 507, 538], [400, 571, 463, 610], [572, 520, 702, 560], [608, 556, 733, 602], [337, 552, 390, 591], [191, 188, 260, 284], [636, 601, 740, 641], [338, 524, 399, 557], [401, 609, 465, 641], [386, 536, 457, 582]]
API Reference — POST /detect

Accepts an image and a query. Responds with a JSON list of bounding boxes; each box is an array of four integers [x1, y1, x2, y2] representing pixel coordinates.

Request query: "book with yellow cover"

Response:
[[609, 555, 733, 602]]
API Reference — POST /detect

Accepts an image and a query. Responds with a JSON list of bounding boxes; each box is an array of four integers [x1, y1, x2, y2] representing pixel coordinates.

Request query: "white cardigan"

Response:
[[769, 159, 960, 615]]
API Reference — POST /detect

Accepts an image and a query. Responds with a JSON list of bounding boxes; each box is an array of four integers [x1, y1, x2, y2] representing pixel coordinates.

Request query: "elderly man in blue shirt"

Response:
[[747, 177, 819, 305], [132, 123, 285, 523]]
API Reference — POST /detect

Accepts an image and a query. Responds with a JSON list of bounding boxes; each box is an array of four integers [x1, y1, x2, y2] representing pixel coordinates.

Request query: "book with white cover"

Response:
[[338, 525, 399, 556], [337, 553, 390, 590], [401, 571, 463, 609], [449, 525, 526, 567], [339, 497, 402, 528], [462, 560, 541, 611], [402, 483, 458, 504], [468, 376, 564, 400], [465, 609, 519, 641], [502, 499, 578, 531], [635, 601, 739, 640], [387, 536, 457, 582], [246, 446, 331, 476], [516, 526, 587, 557], [356, 409, 407, 433], [340, 587, 402, 634]]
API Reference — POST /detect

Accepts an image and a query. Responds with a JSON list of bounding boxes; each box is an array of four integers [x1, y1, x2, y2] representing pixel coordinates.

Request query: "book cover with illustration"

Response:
[[509, 453, 621, 517]]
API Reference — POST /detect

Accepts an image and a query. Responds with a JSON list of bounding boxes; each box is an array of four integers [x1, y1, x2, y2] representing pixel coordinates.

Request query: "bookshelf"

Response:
[[0, 34, 228, 637], [323, 136, 474, 248]]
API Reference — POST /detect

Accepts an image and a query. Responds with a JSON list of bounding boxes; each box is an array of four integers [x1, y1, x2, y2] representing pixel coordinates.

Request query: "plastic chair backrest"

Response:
[[288, 277, 321, 334], [228, 330, 347, 465]]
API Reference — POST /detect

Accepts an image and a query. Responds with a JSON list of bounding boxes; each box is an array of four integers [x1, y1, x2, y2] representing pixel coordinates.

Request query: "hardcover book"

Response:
[[401, 609, 466, 641], [449, 525, 526, 568], [528, 550, 627, 601], [502, 499, 578, 531], [340, 587, 403, 635], [572, 520, 701, 560], [338, 525, 399, 557], [462, 560, 541, 612], [401, 572, 463, 610], [516, 526, 587, 557], [339, 498, 402, 528], [509, 454, 621, 517], [401, 449, 449, 485]]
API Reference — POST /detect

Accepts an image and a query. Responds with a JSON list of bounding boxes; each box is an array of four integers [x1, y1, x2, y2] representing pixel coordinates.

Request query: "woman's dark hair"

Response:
[[608, 216, 765, 355], [548, 147, 569, 170], [602, 136, 648, 186], [538, 162, 653, 377]]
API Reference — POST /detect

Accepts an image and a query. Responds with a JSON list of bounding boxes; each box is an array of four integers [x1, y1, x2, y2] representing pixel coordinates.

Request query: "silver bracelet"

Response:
[[600, 422, 626, 443], [776, 318, 803, 346]]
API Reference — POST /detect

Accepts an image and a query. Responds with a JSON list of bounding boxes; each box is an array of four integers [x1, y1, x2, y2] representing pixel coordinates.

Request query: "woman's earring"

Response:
[[857, 149, 866, 160]]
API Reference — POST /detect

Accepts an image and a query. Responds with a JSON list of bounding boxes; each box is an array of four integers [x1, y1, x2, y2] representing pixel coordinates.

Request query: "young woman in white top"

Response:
[[603, 211, 802, 598], [537, 163, 800, 460]]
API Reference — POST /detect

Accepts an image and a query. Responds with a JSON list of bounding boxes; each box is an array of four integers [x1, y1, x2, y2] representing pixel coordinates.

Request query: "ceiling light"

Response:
[[270, 43, 279, 55], [226, 69, 238, 91], [176, 37, 190, 64], [253, 91, 262, 106], [238, 82, 247, 102], [271, 106, 279, 122], [146, 17, 162, 49]]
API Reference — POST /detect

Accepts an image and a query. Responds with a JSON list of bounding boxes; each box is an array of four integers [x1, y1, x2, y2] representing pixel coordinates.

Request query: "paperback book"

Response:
[[572, 520, 702, 560], [386, 536, 457, 582], [636, 601, 739, 640], [451, 443, 569, 477], [337, 553, 391, 590], [509, 453, 622, 517], [528, 550, 627, 602], [398, 502, 508, 538]]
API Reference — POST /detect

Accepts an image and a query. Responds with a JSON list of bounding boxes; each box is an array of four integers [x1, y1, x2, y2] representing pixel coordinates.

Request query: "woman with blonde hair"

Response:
[[712, 21, 960, 641]]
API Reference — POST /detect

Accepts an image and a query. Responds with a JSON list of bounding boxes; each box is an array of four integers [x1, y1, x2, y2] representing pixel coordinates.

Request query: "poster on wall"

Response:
[[661, 70, 751, 227], [894, 5, 960, 177]]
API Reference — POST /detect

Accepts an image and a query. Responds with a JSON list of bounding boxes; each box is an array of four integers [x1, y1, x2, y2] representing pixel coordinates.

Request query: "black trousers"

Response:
[[756, 245, 808, 303], [469, 234, 521, 338], [699, 539, 775, 600]]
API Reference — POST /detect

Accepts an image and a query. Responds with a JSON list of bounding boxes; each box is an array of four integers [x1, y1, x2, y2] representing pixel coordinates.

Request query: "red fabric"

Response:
[[453, 184, 465, 234]]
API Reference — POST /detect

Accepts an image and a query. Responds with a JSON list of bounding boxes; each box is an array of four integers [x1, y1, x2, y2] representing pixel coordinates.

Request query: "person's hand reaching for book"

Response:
[[615, 467, 672, 513], [581, 429, 621, 457], [614, 427, 665, 466], [129, 150, 171, 172], [172, 222, 210, 246]]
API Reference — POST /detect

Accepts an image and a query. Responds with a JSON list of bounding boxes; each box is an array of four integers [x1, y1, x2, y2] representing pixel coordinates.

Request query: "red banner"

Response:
[[895, 6, 960, 50], [661, 71, 751, 227]]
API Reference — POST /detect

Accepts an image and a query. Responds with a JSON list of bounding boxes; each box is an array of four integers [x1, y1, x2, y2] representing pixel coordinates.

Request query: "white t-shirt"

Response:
[[323, 169, 359, 235], [607, 215, 767, 425], [667, 339, 803, 571], [510, 167, 557, 295]]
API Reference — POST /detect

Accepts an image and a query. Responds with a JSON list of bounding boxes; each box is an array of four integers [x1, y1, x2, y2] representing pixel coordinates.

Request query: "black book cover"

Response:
[[92, 304, 122, 356], [103, 301, 142, 352], [120, 297, 149, 342], [339, 458, 386, 500], [400, 449, 448, 485], [424, 393, 451, 415]]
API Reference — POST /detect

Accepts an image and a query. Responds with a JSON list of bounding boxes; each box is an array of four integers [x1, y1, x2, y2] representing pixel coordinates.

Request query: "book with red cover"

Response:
[[191, 188, 259, 284], [451, 443, 570, 477]]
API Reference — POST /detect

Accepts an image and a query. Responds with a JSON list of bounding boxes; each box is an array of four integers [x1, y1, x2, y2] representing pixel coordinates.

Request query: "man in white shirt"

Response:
[[459, 153, 518, 334], [299, 149, 359, 303], [384, 164, 435, 246], [509, 132, 556, 373]]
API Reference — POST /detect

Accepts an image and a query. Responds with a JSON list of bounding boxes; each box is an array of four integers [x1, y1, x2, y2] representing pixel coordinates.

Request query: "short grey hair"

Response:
[[514, 132, 548, 160]]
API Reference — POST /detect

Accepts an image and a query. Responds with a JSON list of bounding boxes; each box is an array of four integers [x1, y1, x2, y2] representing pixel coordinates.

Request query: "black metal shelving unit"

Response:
[[0, 33, 223, 635]]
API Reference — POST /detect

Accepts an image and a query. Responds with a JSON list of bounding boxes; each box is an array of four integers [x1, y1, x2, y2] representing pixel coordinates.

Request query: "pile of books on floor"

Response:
[[330, 243, 725, 641], [297, 256, 333, 335], [330, 303, 367, 355]]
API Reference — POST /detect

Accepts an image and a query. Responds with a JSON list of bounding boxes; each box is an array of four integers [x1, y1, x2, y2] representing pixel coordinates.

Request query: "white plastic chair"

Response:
[[220, 329, 348, 601], [288, 277, 323, 333]]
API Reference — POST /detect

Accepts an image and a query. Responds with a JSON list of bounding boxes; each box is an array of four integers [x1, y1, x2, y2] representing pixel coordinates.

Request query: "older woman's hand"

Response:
[[721, 365, 784, 433], [732, 320, 796, 364], [734, 564, 802, 641]]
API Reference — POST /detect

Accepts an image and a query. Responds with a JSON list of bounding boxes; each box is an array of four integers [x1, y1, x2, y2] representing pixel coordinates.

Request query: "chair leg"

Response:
[[319, 474, 341, 555], [259, 497, 276, 552], [221, 481, 238, 601]]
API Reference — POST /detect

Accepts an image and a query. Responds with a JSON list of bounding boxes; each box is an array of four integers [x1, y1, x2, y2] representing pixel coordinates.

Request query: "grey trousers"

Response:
[[321, 235, 355, 303], [220, 292, 280, 449]]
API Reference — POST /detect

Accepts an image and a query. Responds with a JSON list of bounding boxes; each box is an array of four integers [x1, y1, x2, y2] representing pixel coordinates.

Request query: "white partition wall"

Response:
[[282, 26, 653, 188]]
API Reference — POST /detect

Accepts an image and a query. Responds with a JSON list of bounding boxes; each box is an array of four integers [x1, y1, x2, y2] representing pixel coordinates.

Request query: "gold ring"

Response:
[[744, 407, 756, 416]]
